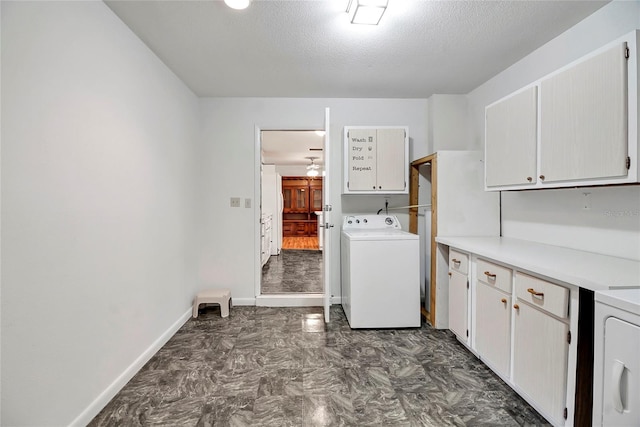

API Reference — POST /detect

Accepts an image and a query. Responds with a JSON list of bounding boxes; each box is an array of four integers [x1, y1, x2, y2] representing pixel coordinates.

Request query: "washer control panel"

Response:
[[343, 215, 401, 229]]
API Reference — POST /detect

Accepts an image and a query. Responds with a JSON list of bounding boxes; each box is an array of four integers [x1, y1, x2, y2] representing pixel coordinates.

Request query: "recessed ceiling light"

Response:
[[225, 0, 251, 10]]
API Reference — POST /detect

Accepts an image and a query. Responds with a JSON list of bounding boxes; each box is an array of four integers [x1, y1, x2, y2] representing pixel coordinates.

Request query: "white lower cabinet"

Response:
[[475, 282, 511, 377], [448, 250, 469, 343], [513, 300, 569, 425], [463, 255, 573, 426], [437, 237, 640, 427], [448, 270, 468, 341], [260, 215, 272, 267]]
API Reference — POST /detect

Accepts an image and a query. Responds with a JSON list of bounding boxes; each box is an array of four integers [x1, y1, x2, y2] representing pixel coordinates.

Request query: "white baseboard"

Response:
[[228, 296, 340, 307], [231, 297, 256, 306], [69, 308, 192, 427], [256, 294, 324, 307]]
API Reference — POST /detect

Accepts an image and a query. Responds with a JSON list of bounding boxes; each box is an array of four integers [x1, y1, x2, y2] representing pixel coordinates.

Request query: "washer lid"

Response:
[[596, 289, 640, 316], [342, 228, 418, 241]]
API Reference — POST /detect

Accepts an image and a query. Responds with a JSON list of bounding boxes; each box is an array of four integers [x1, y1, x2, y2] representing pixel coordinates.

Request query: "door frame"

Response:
[[409, 153, 435, 325], [253, 124, 329, 308]]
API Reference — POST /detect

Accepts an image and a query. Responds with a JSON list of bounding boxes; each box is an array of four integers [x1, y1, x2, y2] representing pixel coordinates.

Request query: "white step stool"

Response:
[[192, 289, 231, 318]]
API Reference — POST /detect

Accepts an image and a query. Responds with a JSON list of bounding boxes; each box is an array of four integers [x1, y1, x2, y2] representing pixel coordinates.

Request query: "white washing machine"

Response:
[[593, 288, 640, 426], [341, 214, 420, 328]]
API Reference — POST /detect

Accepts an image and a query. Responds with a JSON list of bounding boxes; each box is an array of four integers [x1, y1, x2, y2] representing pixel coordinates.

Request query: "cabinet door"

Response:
[[261, 223, 268, 266], [513, 301, 569, 424], [540, 43, 628, 183], [282, 188, 293, 212], [347, 128, 377, 191], [292, 187, 308, 212], [448, 270, 468, 341], [485, 86, 538, 187], [311, 188, 323, 212], [309, 221, 317, 236], [293, 222, 307, 236], [376, 128, 406, 191], [282, 222, 294, 236], [475, 283, 511, 377]]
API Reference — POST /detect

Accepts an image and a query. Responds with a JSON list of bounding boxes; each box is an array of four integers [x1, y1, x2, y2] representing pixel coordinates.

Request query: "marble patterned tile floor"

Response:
[[261, 249, 322, 294], [90, 306, 551, 426]]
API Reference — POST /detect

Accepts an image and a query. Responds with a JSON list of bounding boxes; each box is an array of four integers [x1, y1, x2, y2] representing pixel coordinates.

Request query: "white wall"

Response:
[[275, 165, 311, 176], [467, 0, 640, 260], [1, 2, 200, 425], [198, 98, 428, 302], [419, 94, 473, 301], [0, 2, 3, 421], [427, 94, 470, 152]]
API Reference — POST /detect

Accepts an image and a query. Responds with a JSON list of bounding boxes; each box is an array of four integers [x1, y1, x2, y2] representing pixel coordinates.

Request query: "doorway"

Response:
[[260, 130, 325, 295]]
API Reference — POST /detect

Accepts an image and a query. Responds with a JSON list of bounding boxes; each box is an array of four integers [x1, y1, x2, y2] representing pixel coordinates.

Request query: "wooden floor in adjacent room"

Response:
[[282, 236, 319, 250]]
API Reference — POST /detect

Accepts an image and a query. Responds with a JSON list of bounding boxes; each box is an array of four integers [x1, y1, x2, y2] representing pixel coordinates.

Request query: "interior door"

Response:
[[323, 107, 332, 323]]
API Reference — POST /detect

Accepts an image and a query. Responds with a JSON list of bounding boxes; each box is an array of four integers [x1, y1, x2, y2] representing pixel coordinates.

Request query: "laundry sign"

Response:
[[347, 128, 377, 190], [343, 126, 409, 194]]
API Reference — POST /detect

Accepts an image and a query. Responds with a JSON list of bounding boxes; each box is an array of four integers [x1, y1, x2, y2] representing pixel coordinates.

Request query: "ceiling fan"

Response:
[[306, 157, 320, 177]]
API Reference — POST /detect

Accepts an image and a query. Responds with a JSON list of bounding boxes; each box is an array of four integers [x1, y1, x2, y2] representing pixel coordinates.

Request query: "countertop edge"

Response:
[[435, 236, 640, 292]]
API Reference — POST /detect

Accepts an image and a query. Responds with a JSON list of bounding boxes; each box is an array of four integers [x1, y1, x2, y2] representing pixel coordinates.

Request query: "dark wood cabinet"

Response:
[[310, 188, 322, 212], [282, 177, 323, 237]]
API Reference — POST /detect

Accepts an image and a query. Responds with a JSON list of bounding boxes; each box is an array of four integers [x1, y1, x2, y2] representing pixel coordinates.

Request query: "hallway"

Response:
[[282, 236, 319, 250], [262, 249, 323, 294]]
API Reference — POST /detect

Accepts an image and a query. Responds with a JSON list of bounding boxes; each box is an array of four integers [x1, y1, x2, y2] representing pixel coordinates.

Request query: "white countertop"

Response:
[[435, 236, 640, 292]]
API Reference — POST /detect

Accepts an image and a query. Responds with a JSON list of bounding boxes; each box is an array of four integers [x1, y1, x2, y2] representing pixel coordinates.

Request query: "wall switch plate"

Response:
[[230, 197, 241, 208], [582, 192, 592, 210], [245, 198, 251, 208]]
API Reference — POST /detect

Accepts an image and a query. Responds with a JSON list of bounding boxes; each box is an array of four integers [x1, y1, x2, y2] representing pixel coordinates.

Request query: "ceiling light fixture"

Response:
[[224, 0, 251, 10], [306, 157, 321, 177], [346, 0, 388, 25]]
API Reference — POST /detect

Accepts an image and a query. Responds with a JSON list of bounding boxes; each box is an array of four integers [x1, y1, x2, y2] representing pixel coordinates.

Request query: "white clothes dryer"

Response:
[[340, 215, 420, 328], [593, 288, 640, 426]]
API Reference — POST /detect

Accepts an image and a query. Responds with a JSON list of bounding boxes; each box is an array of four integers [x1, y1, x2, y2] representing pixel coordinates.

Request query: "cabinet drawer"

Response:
[[449, 249, 469, 275], [293, 222, 307, 236], [477, 259, 512, 293], [515, 273, 569, 319]]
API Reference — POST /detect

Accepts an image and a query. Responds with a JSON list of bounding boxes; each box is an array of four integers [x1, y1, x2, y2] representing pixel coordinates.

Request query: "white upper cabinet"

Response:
[[485, 31, 640, 191], [485, 86, 538, 188], [343, 127, 408, 194], [540, 43, 628, 184]]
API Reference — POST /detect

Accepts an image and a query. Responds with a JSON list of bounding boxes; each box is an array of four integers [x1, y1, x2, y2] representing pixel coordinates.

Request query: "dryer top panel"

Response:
[[596, 289, 640, 316]]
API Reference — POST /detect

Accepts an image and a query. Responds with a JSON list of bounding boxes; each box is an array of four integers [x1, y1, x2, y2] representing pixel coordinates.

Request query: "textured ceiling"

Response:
[[105, 0, 608, 98]]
